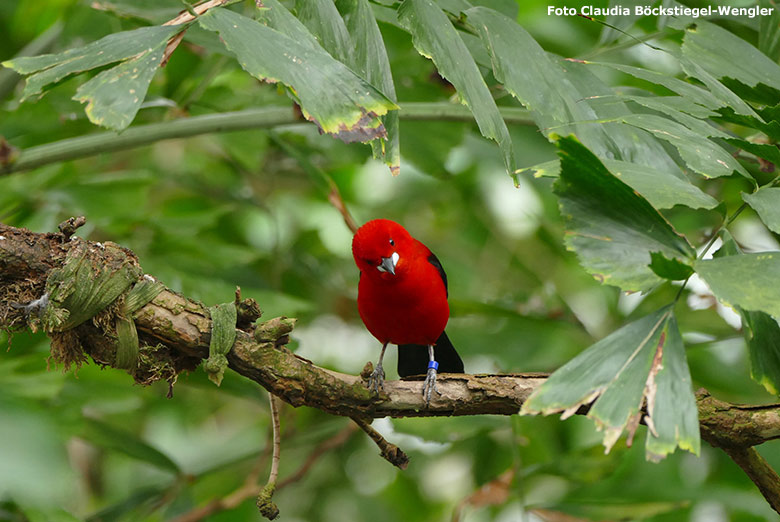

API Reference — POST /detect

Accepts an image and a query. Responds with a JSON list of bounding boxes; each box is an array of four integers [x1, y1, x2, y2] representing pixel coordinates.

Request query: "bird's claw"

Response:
[[368, 364, 386, 394], [422, 367, 441, 407]]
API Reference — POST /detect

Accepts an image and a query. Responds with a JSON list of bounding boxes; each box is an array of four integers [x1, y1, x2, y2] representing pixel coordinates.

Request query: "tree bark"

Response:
[[2, 222, 780, 513]]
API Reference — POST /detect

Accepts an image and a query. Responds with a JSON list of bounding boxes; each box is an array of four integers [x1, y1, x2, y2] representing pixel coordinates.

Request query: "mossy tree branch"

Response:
[[1, 222, 780, 513]]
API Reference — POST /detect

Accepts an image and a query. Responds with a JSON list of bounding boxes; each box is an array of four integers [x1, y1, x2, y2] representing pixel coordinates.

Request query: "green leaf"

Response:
[[85, 487, 167, 522], [649, 251, 694, 281], [644, 313, 700, 461], [435, 0, 475, 14], [339, 0, 400, 174], [743, 310, 780, 396], [560, 60, 680, 174], [464, 8, 676, 176], [44, 242, 142, 331], [2, 25, 181, 101], [619, 114, 749, 179], [114, 315, 140, 370], [464, 7, 592, 135], [0, 355, 66, 400], [681, 20, 780, 104], [758, 103, 780, 126], [519, 158, 718, 210], [716, 106, 780, 143], [590, 61, 723, 111], [72, 40, 168, 131], [256, 0, 321, 49], [20, 506, 83, 522], [198, 8, 397, 143], [397, 0, 515, 174], [553, 135, 695, 292], [597, 0, 645, 45], [205, 301, 237, 386], [604, 160, 718, 211], [679, 56, 760, 118], [74, 0, 181, 23], [259, 0, 403, 169], [725, 137, 780, 168], [79, 417, 181, 474], [124, 277, 166, 313], [522, 307, 700, 460], [759, 0, 780, 61], [611, 95, 723, 136], [696, 251, 780, 319], [743, 187, 780, 235], [715, 232, 780, 396], [295, 0, 353, 65], [515, 159, 560, 179]]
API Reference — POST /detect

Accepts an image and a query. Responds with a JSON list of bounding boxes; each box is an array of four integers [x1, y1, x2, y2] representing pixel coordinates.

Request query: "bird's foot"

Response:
[[422, 361, 441, 407], [368, 363, 386, 394]]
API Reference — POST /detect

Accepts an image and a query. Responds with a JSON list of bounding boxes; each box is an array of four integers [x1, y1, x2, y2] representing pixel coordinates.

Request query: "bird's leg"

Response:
[[368, 342, 388, 394], [422, 344, 441, 406]]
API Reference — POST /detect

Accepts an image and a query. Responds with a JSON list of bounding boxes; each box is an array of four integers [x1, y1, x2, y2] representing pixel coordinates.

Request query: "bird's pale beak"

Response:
[[377, 252, 399, 275]]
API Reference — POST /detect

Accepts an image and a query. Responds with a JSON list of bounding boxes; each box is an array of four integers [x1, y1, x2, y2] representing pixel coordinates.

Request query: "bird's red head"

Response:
[[352, 219, 412, 279]]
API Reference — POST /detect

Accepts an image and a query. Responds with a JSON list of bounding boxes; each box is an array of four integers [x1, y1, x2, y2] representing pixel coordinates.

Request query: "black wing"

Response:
[[427, 252, 448, 297], [396, 253, 463, 377]]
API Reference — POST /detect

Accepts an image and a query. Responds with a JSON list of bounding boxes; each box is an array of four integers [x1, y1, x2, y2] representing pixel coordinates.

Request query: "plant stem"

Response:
[[673, 201, 749, 303], [4, 107, 297, 174], [400, 102, 531, 123], [1, 103, 533, 175]]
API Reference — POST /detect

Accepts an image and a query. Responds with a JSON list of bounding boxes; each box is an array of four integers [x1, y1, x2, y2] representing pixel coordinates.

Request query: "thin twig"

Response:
[[172, 422, 358, 522], [350, 416, 409, 470], [255, 393, 282, 519], [170, 416, 275, 522], [267, 393, 281, 487], [170, 479, 260, 522], [276, 422, 359, 489], [267, 132, 359, 233], [720, 446, 780, 513], [673, 201, 749, 303]]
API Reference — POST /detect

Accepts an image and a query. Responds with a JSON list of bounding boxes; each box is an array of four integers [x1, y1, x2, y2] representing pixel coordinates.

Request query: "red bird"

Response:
[[352, 219, 464, 404]]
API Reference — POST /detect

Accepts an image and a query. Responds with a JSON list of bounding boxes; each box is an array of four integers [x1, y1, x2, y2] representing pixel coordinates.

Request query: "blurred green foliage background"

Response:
[[1, 0, 779, 520]]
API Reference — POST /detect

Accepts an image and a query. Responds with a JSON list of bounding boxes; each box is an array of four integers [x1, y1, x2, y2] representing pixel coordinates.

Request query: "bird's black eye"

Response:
[[389, 239, 395, 246]]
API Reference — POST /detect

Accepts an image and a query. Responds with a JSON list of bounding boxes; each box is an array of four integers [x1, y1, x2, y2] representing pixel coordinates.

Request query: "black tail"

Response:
[[397, 331, 464, 378]]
